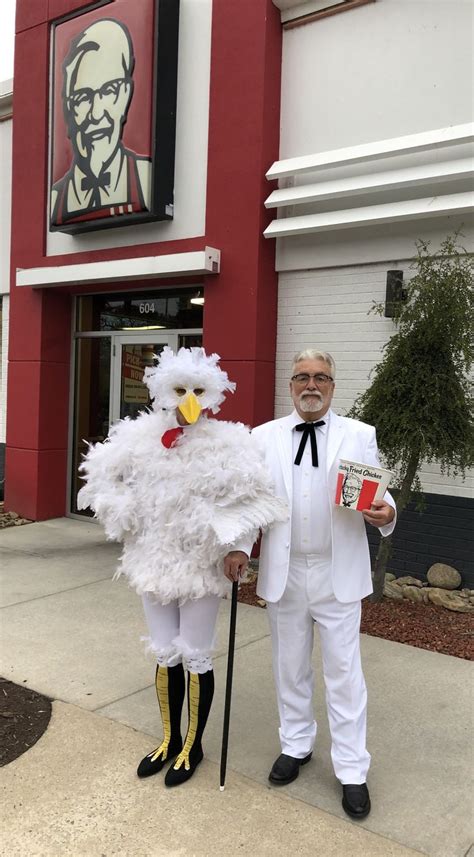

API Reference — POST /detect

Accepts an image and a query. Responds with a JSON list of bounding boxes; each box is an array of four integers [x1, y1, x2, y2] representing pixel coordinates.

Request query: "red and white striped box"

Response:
[[335, 459, 393, 511]]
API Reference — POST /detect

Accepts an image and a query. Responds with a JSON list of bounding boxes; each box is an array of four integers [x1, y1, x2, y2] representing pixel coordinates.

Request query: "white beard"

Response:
[[88, 139, 113, 177], [299, 393, 324, 413]]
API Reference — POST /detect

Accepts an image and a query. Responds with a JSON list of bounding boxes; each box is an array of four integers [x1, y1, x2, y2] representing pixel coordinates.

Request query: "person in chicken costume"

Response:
[[77, 346, 287, 787]]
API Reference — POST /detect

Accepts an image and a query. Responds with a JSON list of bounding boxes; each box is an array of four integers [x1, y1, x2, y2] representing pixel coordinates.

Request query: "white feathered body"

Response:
[[77, 410, 287, 603]]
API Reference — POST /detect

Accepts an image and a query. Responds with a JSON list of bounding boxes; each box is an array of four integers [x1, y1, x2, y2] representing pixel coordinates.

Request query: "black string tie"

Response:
[[294, 421, 325, 467], [81, 172, 111, 208]]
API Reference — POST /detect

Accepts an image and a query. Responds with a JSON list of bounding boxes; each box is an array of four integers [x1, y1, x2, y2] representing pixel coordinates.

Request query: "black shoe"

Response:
[[137, 737, 182, 778], [268, 752, 312, 785], [342, 783, 371, 819], [164, 745, 204, 787]]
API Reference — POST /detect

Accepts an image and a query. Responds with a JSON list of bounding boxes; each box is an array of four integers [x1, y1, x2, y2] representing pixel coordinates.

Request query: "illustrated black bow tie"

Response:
[[81, 172, 111, 193], [294, 421, 325, 467]]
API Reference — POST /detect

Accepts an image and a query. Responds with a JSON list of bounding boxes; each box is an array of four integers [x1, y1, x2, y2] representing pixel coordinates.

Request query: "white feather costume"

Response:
[[77, 347, 288, 604]]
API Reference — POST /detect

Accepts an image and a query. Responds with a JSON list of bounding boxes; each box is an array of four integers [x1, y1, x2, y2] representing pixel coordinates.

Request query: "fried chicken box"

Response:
[[335, 459, 393, 511]]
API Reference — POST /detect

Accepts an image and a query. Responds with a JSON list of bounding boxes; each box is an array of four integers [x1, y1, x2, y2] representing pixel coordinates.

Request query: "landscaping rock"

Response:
[[402, 585, 424, 603], [383, 580, 404, 600], [396, 576, 423, 587], [427, 563, 462, 590], [385, 573, 396, 582], [0, 510, 32, 529], [427, 587, 474, 613]]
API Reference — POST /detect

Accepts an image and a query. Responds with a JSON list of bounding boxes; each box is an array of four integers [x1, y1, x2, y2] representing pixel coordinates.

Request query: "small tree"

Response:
[[349, 234, 473, 600]]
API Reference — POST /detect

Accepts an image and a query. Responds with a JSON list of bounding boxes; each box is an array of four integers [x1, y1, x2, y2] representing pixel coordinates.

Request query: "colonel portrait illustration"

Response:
[[49, 1, 179, 234], [341, 473, 363, 508]]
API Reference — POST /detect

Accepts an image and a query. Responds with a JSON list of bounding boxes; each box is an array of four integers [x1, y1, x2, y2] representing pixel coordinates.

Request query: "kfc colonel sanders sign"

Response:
[[50, 0, 179, 234]]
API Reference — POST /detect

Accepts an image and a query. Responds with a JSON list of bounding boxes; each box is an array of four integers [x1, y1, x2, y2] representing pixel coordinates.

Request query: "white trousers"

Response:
[[266, 554, 370, 784], [142, 593, 221, 673]]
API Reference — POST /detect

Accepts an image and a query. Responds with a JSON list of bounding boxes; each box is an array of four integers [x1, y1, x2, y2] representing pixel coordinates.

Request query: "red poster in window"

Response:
[[49, 0, 179, 234]]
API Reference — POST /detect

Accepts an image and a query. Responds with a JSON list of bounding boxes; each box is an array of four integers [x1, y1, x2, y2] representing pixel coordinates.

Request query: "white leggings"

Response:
[[142, 593, 221, 673]]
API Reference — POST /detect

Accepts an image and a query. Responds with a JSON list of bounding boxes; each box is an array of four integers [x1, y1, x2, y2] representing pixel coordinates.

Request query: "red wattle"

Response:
[[161, 427, 184, 449]]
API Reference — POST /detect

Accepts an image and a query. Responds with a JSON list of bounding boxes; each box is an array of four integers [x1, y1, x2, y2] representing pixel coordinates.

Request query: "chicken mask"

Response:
[[143, 346, 236, 424]]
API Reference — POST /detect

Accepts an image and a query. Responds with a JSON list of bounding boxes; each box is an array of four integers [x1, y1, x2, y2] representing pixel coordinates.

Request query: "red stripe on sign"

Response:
[[357, 479, 379, 510], [335, 472, 344, 504]]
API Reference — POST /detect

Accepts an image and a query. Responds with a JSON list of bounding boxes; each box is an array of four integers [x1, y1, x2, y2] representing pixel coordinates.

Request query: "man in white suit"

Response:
[[224, 349, 396, 820]]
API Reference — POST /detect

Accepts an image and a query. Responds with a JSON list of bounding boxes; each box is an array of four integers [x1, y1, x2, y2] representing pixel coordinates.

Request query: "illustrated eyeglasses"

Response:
[[291, 373, 334, 386], [68, 78, 127, 112]]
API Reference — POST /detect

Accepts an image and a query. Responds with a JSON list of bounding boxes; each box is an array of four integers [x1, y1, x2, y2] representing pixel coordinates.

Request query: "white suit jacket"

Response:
[[244, 410, 396, 605]]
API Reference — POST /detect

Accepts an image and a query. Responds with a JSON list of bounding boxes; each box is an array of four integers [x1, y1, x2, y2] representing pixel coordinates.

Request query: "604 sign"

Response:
[[139, 301, 155, 314]]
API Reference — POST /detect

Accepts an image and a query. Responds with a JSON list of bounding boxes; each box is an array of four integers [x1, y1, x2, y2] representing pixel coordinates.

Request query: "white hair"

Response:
[[63, 19, 134, 102], [292, 349, 336, 379]]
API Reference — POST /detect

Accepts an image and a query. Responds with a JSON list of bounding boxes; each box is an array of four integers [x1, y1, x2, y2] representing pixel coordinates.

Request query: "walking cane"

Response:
[[220, 579, 239, 791]]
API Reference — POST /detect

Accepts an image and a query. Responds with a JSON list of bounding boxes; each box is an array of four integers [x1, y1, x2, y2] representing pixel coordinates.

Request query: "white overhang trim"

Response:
[[0, 79, 13, 122], [263, 192, 474, 239], [273, 0, 374, 25], [272, 0, 341, 10], [266, 123, 474, 180], [265, 158, 473, 208], [16, 247, 221, 288]]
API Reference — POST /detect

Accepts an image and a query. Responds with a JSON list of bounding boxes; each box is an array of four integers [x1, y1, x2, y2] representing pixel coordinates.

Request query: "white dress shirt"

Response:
[[289, 409, 332, 557]]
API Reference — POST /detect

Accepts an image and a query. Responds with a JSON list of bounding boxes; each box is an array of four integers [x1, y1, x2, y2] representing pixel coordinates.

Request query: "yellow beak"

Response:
[[178, 392, 202, 425]]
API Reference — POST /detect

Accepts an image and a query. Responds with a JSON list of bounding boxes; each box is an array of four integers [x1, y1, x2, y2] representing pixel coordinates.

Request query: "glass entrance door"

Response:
[[71, 332, 177, 516], [110, 333, 178, 423], [71, 336, 112, 515]]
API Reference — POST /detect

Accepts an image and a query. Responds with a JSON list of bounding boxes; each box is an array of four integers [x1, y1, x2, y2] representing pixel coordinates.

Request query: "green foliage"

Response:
[[349, 234, 474, 491]]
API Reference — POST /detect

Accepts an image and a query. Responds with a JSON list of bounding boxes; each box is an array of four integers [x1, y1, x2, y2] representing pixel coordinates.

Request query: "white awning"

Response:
[[264, 124, 474, 239], [16, 247, 221, 288]]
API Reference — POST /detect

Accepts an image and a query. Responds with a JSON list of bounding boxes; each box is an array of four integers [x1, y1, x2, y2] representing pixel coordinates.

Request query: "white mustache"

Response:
[[85, 119, 112, 135]]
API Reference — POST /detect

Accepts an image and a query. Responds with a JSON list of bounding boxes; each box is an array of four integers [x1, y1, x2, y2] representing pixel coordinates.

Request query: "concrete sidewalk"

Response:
[[1, 518, 472, 857]]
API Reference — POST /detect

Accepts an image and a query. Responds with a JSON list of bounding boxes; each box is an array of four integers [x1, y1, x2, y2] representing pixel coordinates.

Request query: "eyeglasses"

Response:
[[68, 78, 127, 112], [291, 373, 334, 385]]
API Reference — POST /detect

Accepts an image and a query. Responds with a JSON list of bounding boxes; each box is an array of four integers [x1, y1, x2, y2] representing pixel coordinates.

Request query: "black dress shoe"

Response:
[[342, 783, 371, 819], [268, 752, 312, 785]]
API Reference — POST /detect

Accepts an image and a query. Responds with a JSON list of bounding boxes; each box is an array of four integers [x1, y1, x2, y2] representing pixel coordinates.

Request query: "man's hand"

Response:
[[362, 499, 395, 528], [223, 551, 249, 582]]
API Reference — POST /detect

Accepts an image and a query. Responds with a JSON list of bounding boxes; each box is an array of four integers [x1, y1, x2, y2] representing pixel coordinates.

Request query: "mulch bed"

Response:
[[360, 598, 473, 660], [0, 678, 52, 767], [237, 577, 474, 661]]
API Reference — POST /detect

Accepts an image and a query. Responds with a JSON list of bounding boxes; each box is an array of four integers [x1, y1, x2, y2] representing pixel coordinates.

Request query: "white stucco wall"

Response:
[[280, 0, 474, 158], [46, 0, 212, 257], [275, 0, 474, 271]]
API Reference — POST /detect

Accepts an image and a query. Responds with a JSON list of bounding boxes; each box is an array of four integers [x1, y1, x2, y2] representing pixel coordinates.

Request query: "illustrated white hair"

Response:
[[144, 346, 236, 414], [292, 349, 336, 379], [63, 19, 134, 103]]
